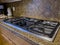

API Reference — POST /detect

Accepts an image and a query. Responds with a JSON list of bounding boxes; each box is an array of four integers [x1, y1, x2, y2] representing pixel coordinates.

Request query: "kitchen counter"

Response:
[[0, 18, 60, 45]]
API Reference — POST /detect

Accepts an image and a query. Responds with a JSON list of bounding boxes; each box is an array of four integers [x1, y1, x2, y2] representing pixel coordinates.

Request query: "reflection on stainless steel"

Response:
[[3, 17, 60, 41]]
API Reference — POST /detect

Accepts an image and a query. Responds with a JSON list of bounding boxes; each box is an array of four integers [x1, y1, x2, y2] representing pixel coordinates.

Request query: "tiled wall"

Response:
[[7, 0, 60, 20]]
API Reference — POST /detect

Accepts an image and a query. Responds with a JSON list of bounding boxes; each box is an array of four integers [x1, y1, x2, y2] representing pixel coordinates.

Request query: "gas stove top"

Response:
[[3, 17, 60, 41]]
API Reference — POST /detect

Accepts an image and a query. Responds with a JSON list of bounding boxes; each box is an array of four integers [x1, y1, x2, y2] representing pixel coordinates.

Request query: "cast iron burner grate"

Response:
[[3, 17, 60, 41]]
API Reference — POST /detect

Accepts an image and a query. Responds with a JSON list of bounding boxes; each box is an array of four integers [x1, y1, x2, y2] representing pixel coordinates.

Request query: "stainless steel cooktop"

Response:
[[3, 17, 60, 41]]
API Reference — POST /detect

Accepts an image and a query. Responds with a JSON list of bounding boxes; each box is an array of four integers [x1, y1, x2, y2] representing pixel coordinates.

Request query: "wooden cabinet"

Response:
[[0, 24, 32, 45], [0, 0, 21, 3], [0, 34, 14, 45], [0, 27, 14, 45]]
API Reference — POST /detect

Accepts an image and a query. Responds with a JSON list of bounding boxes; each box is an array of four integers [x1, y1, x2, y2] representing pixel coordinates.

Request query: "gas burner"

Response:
[[3, 17, 60, 41]]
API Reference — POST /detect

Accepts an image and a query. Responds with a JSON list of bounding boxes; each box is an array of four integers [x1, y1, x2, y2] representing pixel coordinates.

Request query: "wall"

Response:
[[6, 0, 60, 21]]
